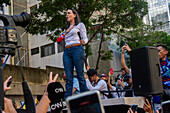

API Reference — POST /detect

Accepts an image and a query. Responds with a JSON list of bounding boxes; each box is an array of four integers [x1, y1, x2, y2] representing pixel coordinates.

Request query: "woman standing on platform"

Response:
[[57, 9, 88, 98]]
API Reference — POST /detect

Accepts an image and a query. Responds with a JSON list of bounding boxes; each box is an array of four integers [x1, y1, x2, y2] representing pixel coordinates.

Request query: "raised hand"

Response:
[[122, 44, 131, 52], [127, 108, 137, 113], [80, 39, 85, 45], [48, 72, 58, 84], [4, 76, 12, 93], [143, 99, 153, 113]]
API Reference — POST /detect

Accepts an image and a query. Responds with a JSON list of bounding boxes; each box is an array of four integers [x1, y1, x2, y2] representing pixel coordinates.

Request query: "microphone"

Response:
[[47, 82, 65, 112], [47, 82, 65, 101], [22, 81, 36, 113], [77, 32, 82, 40]]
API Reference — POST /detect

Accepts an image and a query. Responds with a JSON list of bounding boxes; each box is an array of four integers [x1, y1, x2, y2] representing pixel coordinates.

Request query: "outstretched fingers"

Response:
[[48, 72, 58, 84]]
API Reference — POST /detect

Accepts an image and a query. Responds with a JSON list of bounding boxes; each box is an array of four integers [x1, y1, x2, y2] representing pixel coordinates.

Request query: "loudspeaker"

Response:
[[130, 46, 163, 96]]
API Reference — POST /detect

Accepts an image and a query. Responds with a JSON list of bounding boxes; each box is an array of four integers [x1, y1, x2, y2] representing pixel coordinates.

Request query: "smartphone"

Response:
[[66, 90, 105, 113], [7, 78, 12, 87], [123, 42, 126, 46], [161, 100, 170, 113], [130, 104, 138, 112], [110, 68, 113, 75]]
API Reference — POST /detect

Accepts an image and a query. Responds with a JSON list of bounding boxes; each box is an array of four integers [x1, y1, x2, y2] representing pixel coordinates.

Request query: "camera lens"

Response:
[[12, 12, 31, 28]]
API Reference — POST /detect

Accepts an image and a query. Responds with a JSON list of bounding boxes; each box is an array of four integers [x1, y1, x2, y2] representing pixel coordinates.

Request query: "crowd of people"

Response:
[[1, 8, 170, 113]]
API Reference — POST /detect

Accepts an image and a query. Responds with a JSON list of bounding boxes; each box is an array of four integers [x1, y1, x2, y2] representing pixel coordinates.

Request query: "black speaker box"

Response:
[[130, 46, 163, 96]]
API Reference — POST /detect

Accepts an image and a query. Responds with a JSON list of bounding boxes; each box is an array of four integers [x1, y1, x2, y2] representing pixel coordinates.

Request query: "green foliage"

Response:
[[117, 22, 170, 57], [27, 0, 148, 39], [0, 0, 10, 7], [101, 50, 113, 60], [85, 44, 93, 56], [27, 0, 148, 68]]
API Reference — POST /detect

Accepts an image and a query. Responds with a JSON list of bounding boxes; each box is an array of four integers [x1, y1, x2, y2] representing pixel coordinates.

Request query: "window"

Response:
[[31, 47, 39, 55], [41, 43, 55, 57]]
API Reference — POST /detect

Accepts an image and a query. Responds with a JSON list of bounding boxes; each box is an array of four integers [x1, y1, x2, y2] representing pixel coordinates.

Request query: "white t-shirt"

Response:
[[86, 79, 108, 99], [65, 22, 88, 47]]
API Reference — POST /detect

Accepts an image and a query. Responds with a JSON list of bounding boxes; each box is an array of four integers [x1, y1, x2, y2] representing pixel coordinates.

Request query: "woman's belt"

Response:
[[65, 43, 81, 49]]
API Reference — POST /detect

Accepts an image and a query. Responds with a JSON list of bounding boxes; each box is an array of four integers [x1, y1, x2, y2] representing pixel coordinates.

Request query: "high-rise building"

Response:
[[148, 0, 170, 34]]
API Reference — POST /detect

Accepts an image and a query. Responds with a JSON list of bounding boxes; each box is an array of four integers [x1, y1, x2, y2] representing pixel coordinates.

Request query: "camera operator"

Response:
[[118, 75, 134, 97]]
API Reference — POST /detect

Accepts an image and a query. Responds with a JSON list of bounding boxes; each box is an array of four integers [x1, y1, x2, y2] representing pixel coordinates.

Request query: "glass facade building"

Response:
[[148, 0, 170, 34]]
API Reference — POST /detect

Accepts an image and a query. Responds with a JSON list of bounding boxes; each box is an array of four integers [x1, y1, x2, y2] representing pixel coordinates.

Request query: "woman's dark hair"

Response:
[[66, 9, 80, 29]]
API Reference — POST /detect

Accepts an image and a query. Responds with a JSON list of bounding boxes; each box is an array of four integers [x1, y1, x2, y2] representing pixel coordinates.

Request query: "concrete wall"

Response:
[[3, 64, 65, 108], [88, 40, 122, 77], [89, 41, 111, 75]]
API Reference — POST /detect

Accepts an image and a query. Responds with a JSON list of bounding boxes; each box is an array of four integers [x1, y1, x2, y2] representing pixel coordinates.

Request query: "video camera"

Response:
[[0, 12, 34, 113], [0, 12, 30, 57]]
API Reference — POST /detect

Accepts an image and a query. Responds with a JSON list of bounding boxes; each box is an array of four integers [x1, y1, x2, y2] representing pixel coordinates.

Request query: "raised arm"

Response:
[[36, 72, 58, 113], [108, 72, 113, 90], [121, 44, 131, 74]]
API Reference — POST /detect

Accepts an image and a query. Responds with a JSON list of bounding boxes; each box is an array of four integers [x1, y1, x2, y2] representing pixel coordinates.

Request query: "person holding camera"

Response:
[[2, 76, 17, 113], [127, 99, 159, 113], [117, 75, 134, 97], [121, 43, 132, 76], [56, 8, 88, 98], [107, 72, 125, 98]]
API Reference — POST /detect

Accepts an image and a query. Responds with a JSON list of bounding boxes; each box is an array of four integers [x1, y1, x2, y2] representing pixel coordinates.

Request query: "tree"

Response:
[[27, 0, 148, 70], [117, 22, 170, 57], [0, 0, 10, 7]]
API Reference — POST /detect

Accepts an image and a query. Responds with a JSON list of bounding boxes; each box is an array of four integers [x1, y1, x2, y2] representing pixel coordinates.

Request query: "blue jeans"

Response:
[[63, 46, 88, 98]]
